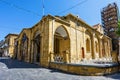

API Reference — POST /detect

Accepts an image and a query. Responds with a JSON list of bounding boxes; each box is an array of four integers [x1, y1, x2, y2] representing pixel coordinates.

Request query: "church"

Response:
[[13, 14, 119, 75], [15, 14, 112, 66]]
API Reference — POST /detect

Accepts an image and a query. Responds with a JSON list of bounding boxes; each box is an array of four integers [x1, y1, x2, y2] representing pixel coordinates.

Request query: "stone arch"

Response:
[[53, 26, 70, 63], [20, 33, 28, 61], [33, 30, 41, 39], [85, 30, 92, 59], [32, 30, 42, 64], [53, 25, 70, 40]]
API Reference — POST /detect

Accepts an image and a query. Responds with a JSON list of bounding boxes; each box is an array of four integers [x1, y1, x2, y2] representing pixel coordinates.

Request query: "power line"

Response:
[[57, 0, 88, 14], [0, 0, 88, 16], [0, 0, 41, 17]]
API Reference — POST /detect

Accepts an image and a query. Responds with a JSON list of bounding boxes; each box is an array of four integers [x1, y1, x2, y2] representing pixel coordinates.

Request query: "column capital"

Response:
[[92, 32, 95, 37]]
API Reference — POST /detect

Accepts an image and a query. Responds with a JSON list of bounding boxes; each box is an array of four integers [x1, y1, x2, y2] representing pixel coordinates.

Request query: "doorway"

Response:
[[82, 47, 85, 58], [33, 34, 41, 64]]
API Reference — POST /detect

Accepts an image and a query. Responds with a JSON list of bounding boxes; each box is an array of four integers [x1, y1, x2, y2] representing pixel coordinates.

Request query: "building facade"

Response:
[[101, 3, 119, 50], [4, 34, 18, 57], [0, 40, 4, 57], [15, 14, 112, 67]]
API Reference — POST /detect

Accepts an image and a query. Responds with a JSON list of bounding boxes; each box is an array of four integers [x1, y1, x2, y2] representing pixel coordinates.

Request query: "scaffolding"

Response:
[[101, 3, 119, 50]]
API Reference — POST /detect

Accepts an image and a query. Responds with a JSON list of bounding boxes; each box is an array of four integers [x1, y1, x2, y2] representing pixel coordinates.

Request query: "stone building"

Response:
[[4, 34, 18, 57], [0, 40, 4, 57], [0, 48, 3, 57], [15, 14, 112, 67]]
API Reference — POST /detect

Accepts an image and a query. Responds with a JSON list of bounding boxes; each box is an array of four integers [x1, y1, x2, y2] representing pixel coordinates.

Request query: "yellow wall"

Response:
[[15, 14, 113, 68], [5, 34, 18, 57], [49, 62, 119, 76]]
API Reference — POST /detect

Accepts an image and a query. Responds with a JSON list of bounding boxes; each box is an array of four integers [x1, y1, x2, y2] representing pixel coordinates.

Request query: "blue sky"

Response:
[[0, 0, 120, 40]]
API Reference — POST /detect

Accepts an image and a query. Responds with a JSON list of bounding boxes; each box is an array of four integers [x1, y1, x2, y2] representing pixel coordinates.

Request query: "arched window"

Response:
[[86, 39, 90, 52], [54, 26, 69, 54]]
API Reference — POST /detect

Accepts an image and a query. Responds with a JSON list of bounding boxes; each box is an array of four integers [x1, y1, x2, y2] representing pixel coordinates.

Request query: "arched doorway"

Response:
[[20, 34, 28, 61], [33, 31, 41, 64], [54, 26, 70, 63]]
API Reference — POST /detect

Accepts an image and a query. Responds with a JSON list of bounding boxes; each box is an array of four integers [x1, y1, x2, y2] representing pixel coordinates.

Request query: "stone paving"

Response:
[[0, 57, 120, 80]]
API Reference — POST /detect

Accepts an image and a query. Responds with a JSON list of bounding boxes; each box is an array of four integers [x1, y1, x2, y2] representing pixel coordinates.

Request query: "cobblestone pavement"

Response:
[[0, 57, 120, 80]]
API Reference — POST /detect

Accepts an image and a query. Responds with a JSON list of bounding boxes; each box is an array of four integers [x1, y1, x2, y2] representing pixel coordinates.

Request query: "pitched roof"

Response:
[[93, 24, 100, 29], [5, 33, 18, 38]]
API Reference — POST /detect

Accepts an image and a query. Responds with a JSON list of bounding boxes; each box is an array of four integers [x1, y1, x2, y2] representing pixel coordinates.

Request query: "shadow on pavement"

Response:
[[0, 57, 41, 69], [0, 57, 120, 79], [105, 72, 120, 80], [49, 68, 80, 76]]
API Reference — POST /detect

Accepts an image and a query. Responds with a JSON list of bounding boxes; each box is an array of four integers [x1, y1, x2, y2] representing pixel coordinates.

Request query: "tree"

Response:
[[116, 20, 120, 36]]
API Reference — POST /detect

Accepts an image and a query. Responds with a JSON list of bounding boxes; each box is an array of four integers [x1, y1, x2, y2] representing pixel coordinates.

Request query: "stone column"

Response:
[[99, 39, 102, 58], [49, 19, 55, 62], [30, 40, 34, 63], [105, 42, 107, 56], [101, 39, 105, 58], [65, 50, 70, 63], [50, 52, 54, 62], [29, 39, 32, 63], [19, 41, 22, 60], [17, 41, 20, 60], [104, 42, 107, 57], [107, 40, 111, 58], [62, 50, 69, 63], [91, 33, 95, 59]]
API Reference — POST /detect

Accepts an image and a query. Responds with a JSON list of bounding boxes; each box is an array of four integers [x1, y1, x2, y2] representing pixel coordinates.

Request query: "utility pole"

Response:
[[42, 0, 45, 16]]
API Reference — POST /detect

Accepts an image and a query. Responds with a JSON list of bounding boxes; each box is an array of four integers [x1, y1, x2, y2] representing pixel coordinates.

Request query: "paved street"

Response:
[[0, 57, 120, 80]]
